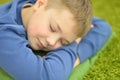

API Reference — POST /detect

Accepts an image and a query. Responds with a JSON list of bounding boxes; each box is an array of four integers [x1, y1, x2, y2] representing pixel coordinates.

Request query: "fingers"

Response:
[[73, 57, 80, 68], [75, 38, 81, 44], [90, 24, 94, 28]]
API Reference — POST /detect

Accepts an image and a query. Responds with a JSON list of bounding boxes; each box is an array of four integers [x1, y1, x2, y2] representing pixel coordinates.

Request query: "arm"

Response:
[[77, 17, 112, 63], [0, 24, 78, 80]]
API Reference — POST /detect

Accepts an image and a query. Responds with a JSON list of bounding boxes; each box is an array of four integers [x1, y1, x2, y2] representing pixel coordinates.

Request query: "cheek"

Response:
[[28, 21, 43, 36], [27, 19, 38, 36], [27, 11, 49, 36], [27, 24, 49, 38], [28, 13, 43, 33], [27, 25, 39, 37]]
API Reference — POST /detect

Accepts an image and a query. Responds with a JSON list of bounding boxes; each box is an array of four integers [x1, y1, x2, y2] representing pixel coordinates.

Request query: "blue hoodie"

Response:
[[0, 0, 112, 80]]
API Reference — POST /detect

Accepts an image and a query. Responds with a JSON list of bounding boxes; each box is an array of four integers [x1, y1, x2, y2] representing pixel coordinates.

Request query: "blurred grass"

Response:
[[0, 0, 10, 4], [0, 0, 120, 80], [83, 0, 120, 80]]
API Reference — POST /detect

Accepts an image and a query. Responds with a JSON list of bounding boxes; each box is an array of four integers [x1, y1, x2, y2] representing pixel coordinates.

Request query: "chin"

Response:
[[40, 48, 50, 51], [29, 44, 40, 50], [31, 46, 49, 51], [32, 47, 40, 50], [29, 44, 52, 51]]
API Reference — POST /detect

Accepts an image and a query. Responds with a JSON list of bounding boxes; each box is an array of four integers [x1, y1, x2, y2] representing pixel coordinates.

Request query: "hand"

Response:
[[74, 57, 80, 68], [91, 24, 94, 28], [74, 38, 81, 67], [74, 38, 81, 68], [75, 38, 81, 44]]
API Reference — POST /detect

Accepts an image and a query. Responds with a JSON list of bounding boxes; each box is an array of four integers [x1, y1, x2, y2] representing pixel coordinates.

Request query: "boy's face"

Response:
[[27, 1, 77, 51]]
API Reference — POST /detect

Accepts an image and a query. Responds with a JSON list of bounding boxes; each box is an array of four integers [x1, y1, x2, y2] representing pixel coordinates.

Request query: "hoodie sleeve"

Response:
[[77, 17, 112, 63], [0, 24, 77, 80]]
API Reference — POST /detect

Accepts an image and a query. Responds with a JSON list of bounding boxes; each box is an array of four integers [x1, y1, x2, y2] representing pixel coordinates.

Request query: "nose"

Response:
[[46, 36, 59, 47], [46, 38, 62, 50], [46, 38, 57, 46]]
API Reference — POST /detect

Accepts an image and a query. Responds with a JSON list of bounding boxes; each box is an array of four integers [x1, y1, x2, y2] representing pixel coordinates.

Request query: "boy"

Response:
[[0, 0, 112, 80], [22, 0, 92, 51]]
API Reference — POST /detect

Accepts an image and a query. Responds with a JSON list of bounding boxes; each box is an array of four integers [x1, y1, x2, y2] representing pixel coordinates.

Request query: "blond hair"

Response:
[[46, 0, 93, 38]]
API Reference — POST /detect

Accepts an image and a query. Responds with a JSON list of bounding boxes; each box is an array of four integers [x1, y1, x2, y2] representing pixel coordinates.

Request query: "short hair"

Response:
[[45, 0, 93, 38]]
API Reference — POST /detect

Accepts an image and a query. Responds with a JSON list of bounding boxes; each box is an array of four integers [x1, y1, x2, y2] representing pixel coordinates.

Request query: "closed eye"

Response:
[[50, 24, 56, 32]]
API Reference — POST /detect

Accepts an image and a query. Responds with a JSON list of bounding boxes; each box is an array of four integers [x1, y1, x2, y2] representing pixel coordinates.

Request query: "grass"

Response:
[[0, 0, 10, 4], [83, 0, 120, 80], [0, 0, 120, 80]]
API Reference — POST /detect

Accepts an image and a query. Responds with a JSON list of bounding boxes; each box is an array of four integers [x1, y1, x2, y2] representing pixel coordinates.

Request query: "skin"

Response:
[[22, 0, 80, 67], [22, 0, 79, 51]]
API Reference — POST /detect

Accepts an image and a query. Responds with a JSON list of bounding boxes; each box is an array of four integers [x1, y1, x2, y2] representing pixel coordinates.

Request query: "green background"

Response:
[[0, 0, 120, 80]]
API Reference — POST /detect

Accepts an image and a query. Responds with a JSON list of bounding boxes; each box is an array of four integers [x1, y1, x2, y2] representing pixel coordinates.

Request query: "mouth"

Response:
[[37, 39, 45, 49], [37, 42, 43, 49]]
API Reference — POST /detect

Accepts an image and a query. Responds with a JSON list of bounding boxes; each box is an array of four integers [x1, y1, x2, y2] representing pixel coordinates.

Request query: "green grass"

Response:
[[0, 0, 10, 4], [83, 0, 120, 80], [0, 0, 120, 80]]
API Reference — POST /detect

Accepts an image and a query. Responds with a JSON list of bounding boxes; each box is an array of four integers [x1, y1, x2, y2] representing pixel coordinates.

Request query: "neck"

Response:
[[22, 6, 34, 29]]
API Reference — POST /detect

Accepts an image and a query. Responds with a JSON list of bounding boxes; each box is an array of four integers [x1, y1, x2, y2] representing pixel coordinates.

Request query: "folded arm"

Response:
[[0, 24, 78, 80], [77, 17, 112, 63]]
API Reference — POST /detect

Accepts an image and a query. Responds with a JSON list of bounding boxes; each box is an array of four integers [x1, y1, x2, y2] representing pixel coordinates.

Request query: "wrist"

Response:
[[74, 56, 80, 68]]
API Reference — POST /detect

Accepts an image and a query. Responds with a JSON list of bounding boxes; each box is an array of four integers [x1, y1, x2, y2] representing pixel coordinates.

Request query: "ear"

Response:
[[33, 0, 48, 11]]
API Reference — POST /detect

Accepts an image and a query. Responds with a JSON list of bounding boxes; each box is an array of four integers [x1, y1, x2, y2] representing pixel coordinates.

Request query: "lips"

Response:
[[37, 41, 43, 48], [37, 38, 46, 48]]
